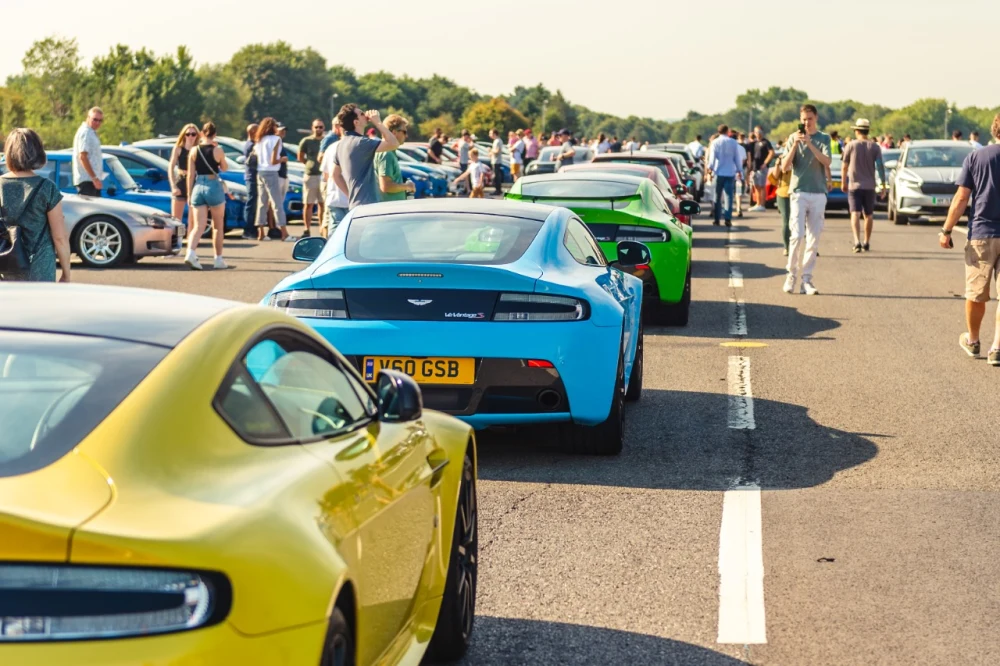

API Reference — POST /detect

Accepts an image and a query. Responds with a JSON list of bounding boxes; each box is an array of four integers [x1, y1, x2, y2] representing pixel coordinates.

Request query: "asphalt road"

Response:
[[73, 207, 1000, 665]]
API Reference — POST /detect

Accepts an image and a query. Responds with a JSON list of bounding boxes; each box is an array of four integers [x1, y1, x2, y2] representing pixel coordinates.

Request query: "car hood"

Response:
[[62, 192, 172, 218], [901, 166, 962, 183]]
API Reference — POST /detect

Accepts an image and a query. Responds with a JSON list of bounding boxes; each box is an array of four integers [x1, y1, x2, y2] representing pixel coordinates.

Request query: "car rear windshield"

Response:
[[0, 331, 167, 477], [521, 180, 639, 198], [904, 146, 973, 168], [345, 212, 543, 265]]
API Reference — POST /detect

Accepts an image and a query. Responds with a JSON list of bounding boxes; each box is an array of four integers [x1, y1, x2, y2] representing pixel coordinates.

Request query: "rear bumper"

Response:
[[307, 319, 621, 426], [0, 619, 326, 666]]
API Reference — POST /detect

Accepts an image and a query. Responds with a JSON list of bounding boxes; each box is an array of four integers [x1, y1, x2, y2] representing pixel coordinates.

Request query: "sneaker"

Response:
[[725, 219, 732, 227], [184, 252, 202, 271], [862, 243, 870, 252], [713, 220, 721, 226], [259, 236, 271, 242], [782, 274, 796, 293], [959, 333, 981, 358], [737, 210, 744, 218], [213, 257, 228, 270], [988, 349, 1000, 366], [800, 280, 819, 295], [750, 205, 766, 213], [302, 230, 311, 238], [853, 244, 862, 253], [782, 248, 789, 256], [283, 235, 298, 243]]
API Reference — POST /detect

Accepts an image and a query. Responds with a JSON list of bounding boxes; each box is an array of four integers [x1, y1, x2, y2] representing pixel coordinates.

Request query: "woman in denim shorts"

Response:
[[184, 122, 230, 270]]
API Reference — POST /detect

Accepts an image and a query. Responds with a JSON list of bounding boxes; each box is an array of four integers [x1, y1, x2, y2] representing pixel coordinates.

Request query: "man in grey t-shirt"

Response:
[[556, 129, 576, 167], [841, 118, 886, 253], [331, 104, 400, 210], [780, 104, 832, 295]]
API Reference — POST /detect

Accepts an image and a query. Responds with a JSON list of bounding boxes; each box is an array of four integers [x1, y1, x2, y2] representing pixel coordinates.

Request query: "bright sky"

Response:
[[2, 0, 994, 120]]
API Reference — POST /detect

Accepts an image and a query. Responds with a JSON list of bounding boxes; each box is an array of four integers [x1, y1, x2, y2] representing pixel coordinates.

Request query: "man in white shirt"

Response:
[[73, 107, 105, 196], [489, 129, 505, 195], [686, 135, 705, 162], [970, 131, 984, 149], [509, 130, 526, 182], [320, 122, 348, 237]]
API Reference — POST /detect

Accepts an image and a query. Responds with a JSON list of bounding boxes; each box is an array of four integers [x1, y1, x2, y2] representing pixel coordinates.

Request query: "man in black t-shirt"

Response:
[[427, 127, 444, 164], [750, 127, 774, 212], [609, 136, 622, 153]]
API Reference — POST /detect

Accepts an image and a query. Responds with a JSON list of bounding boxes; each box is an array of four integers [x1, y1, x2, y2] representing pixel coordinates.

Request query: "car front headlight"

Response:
[[0, 564, 229, 641], [896, 171, 922, 190], [128, 213, 161, 227]]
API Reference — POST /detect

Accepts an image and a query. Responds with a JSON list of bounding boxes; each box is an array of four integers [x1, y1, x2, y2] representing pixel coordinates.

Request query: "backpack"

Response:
[[0, 183, 42, 274]]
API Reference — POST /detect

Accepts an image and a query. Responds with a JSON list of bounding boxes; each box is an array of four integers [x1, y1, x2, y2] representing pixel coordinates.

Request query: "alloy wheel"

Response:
[[455, 455, 478, 641], [79, 220, 124, 266]]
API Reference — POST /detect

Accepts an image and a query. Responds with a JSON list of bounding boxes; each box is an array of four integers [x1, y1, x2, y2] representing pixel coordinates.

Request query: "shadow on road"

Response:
[[477, 390, 878, 491], [693, 236, 783, 250], [649, 301, 841, 340], [460, 617, 749, 665]]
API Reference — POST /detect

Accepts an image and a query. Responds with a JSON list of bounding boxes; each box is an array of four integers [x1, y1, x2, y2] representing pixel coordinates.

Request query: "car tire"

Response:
[[651, 269, 691, 327], [318, 607, 354, 666], [426, 450, 477, 663], [558, 353, 624, 456], [625, 322, 643, 403], [888, 198, 896, 222], [72, 216, 132, 268]]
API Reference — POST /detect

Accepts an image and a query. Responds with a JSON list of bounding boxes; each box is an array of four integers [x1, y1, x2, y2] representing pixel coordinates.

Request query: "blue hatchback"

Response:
[[41, 151, 244, 230], [263, 198, 646, 455]]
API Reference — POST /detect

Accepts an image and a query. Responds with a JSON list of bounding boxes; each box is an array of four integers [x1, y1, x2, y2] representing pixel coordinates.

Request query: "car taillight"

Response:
[[493, 293, 588, 321], [268, 289, 348, 319], [526, 359, 554, 368], [616, 225, 669, 242]]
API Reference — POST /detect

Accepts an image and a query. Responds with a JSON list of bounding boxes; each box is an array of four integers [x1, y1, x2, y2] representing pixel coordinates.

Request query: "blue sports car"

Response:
[[263, 199, 646, 454]]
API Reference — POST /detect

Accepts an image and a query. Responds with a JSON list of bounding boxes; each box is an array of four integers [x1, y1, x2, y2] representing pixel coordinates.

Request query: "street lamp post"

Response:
[[541, 98, 548, 136], [945, 106, 952, 139], [329, 93, 340, 120]]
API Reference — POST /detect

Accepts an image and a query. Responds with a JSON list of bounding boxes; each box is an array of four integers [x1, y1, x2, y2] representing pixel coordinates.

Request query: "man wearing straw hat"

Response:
[[841, 118, 886, 253]]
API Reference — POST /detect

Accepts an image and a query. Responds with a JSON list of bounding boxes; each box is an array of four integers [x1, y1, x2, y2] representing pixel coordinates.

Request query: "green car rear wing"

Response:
[[510, 193, 642, 211]]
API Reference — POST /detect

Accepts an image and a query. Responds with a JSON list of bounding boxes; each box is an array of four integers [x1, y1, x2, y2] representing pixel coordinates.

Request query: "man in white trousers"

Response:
[[780, 104, 832, 295]]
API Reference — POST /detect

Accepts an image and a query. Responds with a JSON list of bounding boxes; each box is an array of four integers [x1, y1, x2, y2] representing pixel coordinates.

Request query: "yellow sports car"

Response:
[[0, 284, 478, 666]]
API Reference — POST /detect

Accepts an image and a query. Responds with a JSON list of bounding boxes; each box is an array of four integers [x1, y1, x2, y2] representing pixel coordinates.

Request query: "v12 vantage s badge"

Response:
[[444, 312, 486, 319]]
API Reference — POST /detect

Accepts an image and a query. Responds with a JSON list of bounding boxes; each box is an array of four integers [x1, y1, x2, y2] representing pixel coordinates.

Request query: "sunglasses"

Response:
[[185, 131, 198, 137], [314, 126, 325, 130], [93, 118, 104, 124]]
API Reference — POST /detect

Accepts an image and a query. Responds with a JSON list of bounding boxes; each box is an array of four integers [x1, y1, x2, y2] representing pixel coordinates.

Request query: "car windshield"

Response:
[[0, 331, 167, 477], [540, 146, 593, 162], [904, 145, 972, 168], [521, 180, 639, 198], [346, 213, 543, 265], [105, 155, 138, 191]]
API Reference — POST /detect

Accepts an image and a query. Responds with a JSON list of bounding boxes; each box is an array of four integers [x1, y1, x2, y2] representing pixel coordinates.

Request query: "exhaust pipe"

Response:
[[536, 389, 562, 410]]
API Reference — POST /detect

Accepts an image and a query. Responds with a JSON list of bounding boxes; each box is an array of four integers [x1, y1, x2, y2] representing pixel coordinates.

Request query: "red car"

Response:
[[592, 151, 695, 201], [559, 162, 694, 226]]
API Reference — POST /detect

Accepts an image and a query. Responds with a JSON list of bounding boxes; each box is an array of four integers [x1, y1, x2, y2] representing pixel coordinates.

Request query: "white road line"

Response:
[[727, 355, 755, 429], [717, 482, 767, 644], [729, 266, 744, 289], [728, 246, 742, 262], [729, 298, 747, 337]]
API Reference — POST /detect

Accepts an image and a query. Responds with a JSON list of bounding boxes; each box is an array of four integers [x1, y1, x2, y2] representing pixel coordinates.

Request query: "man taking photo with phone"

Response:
[[781, 104, 832, 295]]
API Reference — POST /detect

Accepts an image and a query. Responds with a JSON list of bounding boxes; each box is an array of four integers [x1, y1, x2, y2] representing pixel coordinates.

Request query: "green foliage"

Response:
[[459, 98, 529, 139], [96, 70, 153, 145], [196, 64, 250, 138], [228, 42, 332, 133], [418, 113, 455, 140]]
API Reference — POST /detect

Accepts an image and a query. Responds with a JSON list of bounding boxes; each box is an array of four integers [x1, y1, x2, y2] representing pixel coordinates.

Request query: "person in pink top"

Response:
[[523, 128, 540, 170]]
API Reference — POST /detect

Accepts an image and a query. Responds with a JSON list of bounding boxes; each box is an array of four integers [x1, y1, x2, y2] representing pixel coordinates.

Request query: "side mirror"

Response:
[[106, 186, 117, 197], [679, 200, 701, 216], [144, 167, 162, 181], [615, 240, 651, 267], [236, 155, 246, 164], [376, 370, 423, 423], [675, 184, 688, 195], [885, 160, 898, 170], [291, 236, 326, 262]]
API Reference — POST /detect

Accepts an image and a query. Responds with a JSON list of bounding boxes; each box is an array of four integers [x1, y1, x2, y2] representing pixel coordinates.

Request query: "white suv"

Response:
[[889, 140, 974, 225]]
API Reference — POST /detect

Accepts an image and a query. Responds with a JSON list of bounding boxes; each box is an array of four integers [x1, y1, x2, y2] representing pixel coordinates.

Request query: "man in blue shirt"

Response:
[[707, 124, 744, 226], [318, 117, 339, 158], [940, 114, 1000, 365]]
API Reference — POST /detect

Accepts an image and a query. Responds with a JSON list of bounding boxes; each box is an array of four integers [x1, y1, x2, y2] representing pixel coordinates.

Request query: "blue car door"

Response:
[[114, 154, 167, 193]]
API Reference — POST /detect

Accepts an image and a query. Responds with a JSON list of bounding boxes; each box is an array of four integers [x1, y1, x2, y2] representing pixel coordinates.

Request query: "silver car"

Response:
[[63, 194, 183, 267], [889, 140, 973, 225]]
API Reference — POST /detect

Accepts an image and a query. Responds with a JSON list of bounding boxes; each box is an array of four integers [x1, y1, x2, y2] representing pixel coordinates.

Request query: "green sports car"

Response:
[[507, 173, 697, 326]]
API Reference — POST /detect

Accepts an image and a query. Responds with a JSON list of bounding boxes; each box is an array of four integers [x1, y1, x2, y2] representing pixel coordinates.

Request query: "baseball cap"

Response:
[[557, 128, 570, 136]]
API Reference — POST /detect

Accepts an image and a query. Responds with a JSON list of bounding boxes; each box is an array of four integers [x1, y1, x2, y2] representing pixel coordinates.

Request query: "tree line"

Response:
[[1, 37, 996, 149]]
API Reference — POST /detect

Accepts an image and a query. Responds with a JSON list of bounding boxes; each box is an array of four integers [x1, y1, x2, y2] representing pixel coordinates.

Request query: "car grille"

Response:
[[920, 182, 958, 195]]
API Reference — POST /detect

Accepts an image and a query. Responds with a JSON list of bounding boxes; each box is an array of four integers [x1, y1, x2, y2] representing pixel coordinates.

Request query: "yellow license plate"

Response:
[[832, 180, 841, 189], [363, 356, 475, 385]]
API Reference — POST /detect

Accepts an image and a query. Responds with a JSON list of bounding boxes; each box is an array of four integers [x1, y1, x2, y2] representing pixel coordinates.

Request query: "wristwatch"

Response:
[[940, 228, 952, 236]]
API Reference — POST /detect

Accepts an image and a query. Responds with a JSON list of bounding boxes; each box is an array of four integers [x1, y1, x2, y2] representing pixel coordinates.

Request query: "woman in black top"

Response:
[[0, 128, 69, 282], [183, 122, 229, 271], [169, 123, 198, 234]]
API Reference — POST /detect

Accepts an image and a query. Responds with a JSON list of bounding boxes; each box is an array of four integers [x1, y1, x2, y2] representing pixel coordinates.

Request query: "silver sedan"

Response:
[[63, 194, 183, 268]]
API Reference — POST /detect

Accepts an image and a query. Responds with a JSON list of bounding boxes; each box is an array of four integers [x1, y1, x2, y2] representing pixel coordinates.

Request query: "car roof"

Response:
[[594, 150, 675, 161], [0, 284, 238, 348], [906, 140, 969, 148], [350, 197, 555, 221], [562, 162, 659, 175]]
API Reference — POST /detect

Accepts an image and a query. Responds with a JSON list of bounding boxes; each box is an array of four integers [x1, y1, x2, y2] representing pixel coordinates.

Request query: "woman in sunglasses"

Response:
[[169, 123, 199, 235], [183, 122, 230, 270]]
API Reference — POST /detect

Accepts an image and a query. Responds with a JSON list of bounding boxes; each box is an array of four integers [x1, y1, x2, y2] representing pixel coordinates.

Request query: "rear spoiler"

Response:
[[514, 193, 642, 210]]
